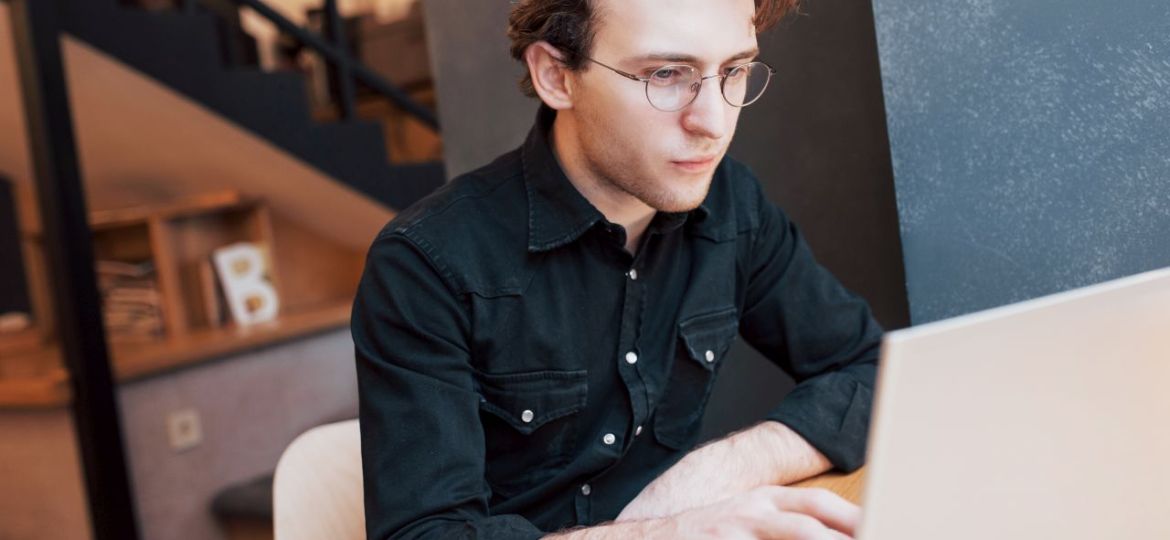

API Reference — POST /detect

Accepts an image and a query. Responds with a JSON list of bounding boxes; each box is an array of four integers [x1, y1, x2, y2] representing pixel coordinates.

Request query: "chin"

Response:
[[645, 186, 711, 213]]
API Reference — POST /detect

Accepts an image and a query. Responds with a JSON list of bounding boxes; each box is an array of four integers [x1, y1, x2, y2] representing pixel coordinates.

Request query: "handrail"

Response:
[[228, 0, 440, 131]]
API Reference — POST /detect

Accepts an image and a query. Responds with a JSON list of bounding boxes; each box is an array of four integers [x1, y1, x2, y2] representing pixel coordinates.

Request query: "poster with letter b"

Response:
[[212, 242, 279, 326]]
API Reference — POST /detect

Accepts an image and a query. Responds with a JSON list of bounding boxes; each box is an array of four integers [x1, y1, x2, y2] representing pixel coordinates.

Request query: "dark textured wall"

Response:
[[874, 0, 1170, 324], [705, 0, 905, 438], [423, 0, 906, 440]]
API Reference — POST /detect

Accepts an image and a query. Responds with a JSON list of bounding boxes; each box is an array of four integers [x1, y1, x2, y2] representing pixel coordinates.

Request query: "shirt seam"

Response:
[[379, 169, 523, 242]]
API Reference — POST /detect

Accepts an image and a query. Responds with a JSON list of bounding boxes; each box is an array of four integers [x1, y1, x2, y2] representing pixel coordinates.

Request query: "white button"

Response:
[[628, 269, 638, 280], [635, 425, 643, 436], [521, 409, 534, 423], [625, 351, 638, 365], [704, 350, 715, 363], [581, 484, 592, 496], [603, 433, 616, 445]]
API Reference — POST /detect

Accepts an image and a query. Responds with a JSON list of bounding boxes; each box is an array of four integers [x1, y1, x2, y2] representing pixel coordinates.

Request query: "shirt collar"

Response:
[[522, 105, 714, 253], [523, 105, 606, 252]]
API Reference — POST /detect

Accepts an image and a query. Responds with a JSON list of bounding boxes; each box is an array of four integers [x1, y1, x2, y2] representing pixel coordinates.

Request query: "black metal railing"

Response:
[[187, 0, 440, 130]]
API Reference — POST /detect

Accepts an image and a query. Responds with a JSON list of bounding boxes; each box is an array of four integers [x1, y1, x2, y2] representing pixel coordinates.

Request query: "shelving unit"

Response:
[[1, 190, 367, 406], [91, 190, 279, 338]]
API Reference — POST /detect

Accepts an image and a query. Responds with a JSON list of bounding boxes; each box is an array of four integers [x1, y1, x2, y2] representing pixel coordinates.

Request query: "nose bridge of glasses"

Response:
[[688, 75, 731, 116], [688, 73, 723, 96]]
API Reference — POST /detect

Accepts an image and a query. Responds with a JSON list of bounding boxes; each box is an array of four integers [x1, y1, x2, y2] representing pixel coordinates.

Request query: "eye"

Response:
[[724, 65, 749, 79], [649, 67, 686, 85]]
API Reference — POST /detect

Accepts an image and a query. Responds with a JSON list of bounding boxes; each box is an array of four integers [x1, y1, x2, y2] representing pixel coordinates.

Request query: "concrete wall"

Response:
[[0, 330, 358, 540], [874, 0, 1170, 323], [118, 329, 358, 540]]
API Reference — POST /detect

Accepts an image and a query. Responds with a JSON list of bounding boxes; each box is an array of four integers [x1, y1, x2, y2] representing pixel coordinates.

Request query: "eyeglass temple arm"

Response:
[[584, 56, 645, 82]]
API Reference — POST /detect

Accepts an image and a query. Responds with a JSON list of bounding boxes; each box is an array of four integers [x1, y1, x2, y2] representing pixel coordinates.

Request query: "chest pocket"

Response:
[[477, 369, 587, 498], [653, 307, 739, 450]]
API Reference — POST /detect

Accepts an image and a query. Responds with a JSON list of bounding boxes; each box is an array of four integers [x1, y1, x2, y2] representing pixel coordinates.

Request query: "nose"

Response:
[[680, 76, 728, 140]]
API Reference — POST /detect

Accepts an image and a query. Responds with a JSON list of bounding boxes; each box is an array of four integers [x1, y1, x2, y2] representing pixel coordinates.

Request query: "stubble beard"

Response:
[[581, 134, 716, 214]]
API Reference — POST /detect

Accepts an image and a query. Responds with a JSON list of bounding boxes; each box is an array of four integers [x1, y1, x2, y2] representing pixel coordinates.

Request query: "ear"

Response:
[[524, 41, 576, 110]]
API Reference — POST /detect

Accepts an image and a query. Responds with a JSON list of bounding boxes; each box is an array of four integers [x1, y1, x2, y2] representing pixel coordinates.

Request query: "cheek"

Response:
[[606, 111, 667, 162], [726, 108, 743, 137]]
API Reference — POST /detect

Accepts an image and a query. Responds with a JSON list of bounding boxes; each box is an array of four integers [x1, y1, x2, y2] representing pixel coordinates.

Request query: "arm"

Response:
[[740, 190, 882, 474], [619, 179, 882, 522], [354, 232, 544, 540], [554, 485, 859, 540], [615, 421, 831, 522]]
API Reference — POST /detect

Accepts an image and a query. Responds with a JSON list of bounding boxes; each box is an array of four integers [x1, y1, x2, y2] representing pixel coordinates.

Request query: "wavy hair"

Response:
[[507, 0, 799, 97]]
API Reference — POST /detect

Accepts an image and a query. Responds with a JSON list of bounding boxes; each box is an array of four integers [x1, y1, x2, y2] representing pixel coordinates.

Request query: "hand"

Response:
[[668, 485, 859, 540], [616, 422, 833, 522], [544, 486, 858, 540]]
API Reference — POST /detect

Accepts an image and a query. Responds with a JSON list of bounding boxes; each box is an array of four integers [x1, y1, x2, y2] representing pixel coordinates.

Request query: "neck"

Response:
[[551, 112, 656, 254]]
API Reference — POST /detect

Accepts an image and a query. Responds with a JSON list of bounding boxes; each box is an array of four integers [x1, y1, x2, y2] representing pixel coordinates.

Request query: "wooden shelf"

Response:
[[0, 301, 352, 408], [112, 301, 351, 382]]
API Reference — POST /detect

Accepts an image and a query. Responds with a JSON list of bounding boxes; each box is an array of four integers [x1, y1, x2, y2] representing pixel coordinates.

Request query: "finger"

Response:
[[828, 529, 852, 540], [762, 511, 853, 540], [764, 487, 861, 536]]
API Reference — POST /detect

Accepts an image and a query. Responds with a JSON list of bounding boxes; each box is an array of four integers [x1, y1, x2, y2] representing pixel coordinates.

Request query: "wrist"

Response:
[[755, 421, 832, 485], [544, 515, 677, 540]]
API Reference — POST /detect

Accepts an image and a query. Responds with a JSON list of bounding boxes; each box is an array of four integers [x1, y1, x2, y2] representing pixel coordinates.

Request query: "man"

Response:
[[352, 0, 882, 538]]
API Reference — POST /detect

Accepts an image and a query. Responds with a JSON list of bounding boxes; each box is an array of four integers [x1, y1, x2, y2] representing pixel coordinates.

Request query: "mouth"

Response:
[[670, 155, 719, 172]]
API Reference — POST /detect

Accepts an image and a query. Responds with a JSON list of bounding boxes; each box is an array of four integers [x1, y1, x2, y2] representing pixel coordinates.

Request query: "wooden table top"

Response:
[[791, 466, 867, 505]]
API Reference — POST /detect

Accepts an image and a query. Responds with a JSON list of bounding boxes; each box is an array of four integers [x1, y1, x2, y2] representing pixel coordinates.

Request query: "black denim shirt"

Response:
[[352, 106, 883, 540]]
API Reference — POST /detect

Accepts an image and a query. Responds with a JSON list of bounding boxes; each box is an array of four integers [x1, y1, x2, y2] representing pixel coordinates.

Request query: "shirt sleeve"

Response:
[[737, 187, 884, 472], [352, 231, 546, 540]]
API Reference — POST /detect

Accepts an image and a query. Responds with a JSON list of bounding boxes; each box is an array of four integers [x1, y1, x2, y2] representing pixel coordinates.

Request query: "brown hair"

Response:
[[507, 0, 799, 97]]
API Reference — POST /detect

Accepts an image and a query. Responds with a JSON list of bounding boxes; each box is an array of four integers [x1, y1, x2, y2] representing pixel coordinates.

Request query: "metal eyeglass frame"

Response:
[[582, 56, 777, 112]]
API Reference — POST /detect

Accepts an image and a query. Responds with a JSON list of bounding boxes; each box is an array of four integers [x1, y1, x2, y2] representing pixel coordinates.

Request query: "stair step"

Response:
[[310, 122, 388, 164], [215, 70, 313, 135], [64, 3, 224, 81]]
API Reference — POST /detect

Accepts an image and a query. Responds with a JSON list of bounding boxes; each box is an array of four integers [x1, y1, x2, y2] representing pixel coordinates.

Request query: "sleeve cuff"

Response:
[[390, 514, 544, 540], [765, 369, 875, 472], [471, 514, 546, 540]]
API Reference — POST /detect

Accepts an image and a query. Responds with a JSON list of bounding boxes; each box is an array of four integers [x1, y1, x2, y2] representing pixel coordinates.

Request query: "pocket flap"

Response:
[[477, 370, 587, 435], [678, 307, 739, 371]]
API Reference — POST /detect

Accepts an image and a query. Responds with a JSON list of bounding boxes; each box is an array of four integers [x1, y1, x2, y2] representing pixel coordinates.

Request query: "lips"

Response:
[[671, 155, 719, 172]]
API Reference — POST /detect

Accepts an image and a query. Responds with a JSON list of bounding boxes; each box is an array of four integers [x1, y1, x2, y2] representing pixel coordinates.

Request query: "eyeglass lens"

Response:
[[645, 63, 772, 112]]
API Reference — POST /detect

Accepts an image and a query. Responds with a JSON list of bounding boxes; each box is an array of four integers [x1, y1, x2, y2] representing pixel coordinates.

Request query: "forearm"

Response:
[[617, 421, 832, 521], [544, 517, 674, 540], [747, 420, 835, 485], [677, 420, 830, 488]]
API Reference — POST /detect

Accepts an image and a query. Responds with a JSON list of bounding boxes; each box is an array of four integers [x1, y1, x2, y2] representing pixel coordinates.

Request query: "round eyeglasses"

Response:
[[584, 57, 776, 112]]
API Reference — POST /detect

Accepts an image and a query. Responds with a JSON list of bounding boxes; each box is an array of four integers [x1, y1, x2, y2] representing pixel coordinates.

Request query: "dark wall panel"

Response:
[[874, 0, 1170, 323]]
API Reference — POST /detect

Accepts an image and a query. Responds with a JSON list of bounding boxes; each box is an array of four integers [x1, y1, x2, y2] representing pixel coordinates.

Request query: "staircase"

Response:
[[59, 0, 445, 211]]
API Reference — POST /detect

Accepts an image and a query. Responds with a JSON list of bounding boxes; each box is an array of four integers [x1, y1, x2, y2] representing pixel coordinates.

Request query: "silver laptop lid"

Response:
[[859, 268, 1170, 540]]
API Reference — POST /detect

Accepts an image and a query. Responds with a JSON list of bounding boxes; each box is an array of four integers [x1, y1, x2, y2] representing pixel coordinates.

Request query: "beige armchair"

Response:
[[272, 419, 365, 540]]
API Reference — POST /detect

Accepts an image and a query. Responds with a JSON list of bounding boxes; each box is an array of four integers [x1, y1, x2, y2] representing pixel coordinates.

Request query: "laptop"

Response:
[[857, 268, 1170, 540]]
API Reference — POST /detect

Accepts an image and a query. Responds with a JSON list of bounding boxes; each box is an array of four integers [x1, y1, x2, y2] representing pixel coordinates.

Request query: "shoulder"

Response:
[[366, 149, 531, 295]]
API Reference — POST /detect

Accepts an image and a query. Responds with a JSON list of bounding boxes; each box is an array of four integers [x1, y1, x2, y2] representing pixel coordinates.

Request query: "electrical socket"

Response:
[[166, 408, 203, 452]]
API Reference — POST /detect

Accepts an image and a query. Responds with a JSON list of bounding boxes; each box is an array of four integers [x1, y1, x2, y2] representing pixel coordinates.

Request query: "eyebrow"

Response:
[[628, 48, 760, 66]]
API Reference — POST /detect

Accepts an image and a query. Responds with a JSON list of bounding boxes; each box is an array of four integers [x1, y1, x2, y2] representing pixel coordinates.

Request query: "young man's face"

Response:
[[570, 0, 759, 213]]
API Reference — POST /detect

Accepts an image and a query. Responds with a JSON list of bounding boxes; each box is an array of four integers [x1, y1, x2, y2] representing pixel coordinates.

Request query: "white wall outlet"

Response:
[[166, 408, 203, 452]]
